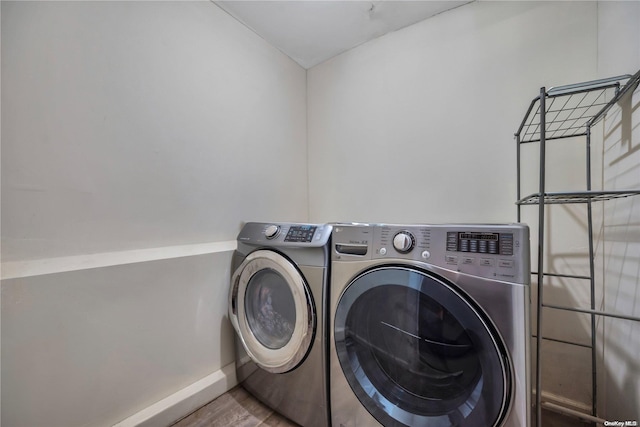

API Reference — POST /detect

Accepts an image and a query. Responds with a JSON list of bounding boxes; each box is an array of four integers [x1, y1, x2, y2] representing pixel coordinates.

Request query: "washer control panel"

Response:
[[333, 223, 530, 284]]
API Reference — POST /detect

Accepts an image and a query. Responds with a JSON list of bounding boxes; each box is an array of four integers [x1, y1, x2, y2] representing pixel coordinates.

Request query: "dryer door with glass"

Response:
[[334, 266, 511, 427], [230, 250, 315, 374]]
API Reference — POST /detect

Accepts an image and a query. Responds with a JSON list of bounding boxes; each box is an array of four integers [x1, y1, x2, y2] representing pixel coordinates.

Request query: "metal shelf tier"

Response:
[[517, 190, 640, 205], [517, 73, 639, 143]]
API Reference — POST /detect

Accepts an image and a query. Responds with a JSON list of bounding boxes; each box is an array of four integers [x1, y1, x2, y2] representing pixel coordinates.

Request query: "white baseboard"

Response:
[[112, 362, 238, 427]]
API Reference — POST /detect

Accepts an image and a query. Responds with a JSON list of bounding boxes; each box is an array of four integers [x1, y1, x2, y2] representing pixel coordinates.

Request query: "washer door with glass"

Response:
[[334, 266, 511, 427], [230, 250, 315, 374]]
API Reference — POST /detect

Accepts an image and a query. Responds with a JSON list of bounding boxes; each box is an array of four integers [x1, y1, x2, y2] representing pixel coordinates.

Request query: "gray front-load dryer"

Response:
[[330, 223, 531, 427], [229, 222, 331, 427]]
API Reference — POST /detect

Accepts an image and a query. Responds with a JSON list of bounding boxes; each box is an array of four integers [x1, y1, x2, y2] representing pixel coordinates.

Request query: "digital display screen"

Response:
[[459, 233, 499, 241], [284, 225, 317, 243]]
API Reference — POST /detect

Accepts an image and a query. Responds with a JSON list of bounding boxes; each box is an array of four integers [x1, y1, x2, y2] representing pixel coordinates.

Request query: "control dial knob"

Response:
[[264, 225, 280, 239], [393, 231, 415, 253]]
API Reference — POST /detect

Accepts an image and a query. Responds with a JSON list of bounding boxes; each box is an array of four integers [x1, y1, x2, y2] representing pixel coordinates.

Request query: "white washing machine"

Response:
[[330, 223, 530, 427], [229, 222, 332, 427]]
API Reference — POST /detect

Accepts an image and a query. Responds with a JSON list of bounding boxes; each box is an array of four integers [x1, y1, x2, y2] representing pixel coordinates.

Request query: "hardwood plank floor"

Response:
[[537, 409, 595, 427], [173, 387, 585, 427], [172, 386, 299, 427]]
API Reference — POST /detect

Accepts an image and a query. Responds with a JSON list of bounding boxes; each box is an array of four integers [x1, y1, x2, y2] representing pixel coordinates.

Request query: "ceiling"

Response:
[[214, 1, 472, 69]]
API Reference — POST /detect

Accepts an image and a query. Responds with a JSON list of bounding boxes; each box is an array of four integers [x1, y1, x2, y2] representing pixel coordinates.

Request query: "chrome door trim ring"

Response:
[[230, 250, 315, 373]]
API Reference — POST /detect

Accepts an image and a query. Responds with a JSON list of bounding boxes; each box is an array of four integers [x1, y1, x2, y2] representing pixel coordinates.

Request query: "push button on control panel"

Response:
[[499, 259, 514, 269], [445, 255, 458, 265], [479, 258, 495, 267]]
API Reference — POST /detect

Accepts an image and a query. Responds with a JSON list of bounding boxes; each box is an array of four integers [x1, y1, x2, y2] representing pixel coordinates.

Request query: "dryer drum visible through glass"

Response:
[[334, 266, 511, 427]]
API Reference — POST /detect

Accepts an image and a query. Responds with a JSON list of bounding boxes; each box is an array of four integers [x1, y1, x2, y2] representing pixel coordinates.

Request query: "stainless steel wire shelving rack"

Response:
[[515, 69, 640, 427]]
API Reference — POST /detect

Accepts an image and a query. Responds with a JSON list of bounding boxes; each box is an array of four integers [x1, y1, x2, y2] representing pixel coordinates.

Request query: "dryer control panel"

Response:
[[332, 223, 530, 285], [238, 222, 332, 247]]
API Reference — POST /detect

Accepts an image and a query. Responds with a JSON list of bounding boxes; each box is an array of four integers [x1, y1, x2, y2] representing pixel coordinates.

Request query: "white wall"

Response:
[[596, 2, 640, 421], [1, 2, 307, 426], [308, 1, 597, 224], [2, 1, 307, 261], [2, 253, 235, 427]]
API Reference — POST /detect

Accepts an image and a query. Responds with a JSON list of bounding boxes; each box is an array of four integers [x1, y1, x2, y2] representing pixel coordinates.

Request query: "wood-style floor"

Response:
[[537, 409, 595, 427], [173, 386, 584, 427], [172, 386, 299, 427]]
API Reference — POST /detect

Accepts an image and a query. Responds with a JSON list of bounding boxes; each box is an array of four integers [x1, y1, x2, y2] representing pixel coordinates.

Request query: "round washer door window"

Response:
[[334, 267, 511, 427], [231, 250, 315, 373]]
